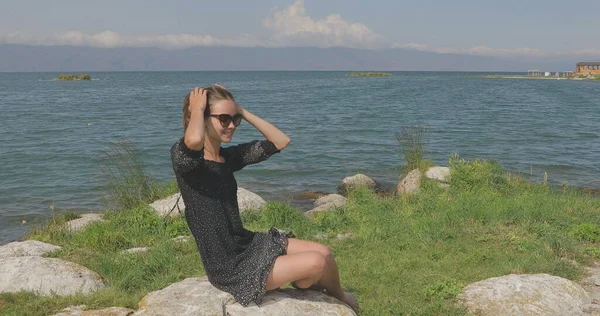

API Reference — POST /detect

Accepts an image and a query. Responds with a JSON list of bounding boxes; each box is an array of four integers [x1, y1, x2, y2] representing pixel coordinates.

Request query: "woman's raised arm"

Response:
[[184, 87, 208, 150], [239, 106, 291, 151]]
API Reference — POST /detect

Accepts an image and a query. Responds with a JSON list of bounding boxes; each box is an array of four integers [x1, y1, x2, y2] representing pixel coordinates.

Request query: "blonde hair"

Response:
[[182, 86, 235, 132]]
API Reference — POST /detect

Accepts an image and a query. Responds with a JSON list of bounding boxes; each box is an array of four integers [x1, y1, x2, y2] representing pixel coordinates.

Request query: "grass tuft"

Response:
[[395, 126, 434, 175], [99, 140, 164, 210]]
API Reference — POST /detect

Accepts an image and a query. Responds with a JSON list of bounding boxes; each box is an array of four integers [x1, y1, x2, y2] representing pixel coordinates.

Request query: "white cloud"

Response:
[[0, 30, 260, 50], [392, 42, 431, 51], [448, 46, 546, 57], [1, 0, 385, 49], [263, 0, 385, 48], [2, 28, 597, 58], [1, 0, 598, 58], [393, 42, 547, 57]]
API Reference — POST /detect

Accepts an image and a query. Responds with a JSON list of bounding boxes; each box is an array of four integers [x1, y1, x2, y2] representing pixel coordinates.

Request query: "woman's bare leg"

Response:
[[265, 251, 327, 291], [285, 238, 359, 312]]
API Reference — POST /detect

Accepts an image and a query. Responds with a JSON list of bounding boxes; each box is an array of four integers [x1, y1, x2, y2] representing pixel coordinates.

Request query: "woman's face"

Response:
[[205, 99, 240, 143]]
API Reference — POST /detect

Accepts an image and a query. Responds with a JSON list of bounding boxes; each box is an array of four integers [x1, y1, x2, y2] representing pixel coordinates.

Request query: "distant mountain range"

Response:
[[0, 44, 587, 72]]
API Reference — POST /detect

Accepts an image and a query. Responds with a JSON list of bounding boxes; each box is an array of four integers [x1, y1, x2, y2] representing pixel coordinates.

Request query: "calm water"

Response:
[[1, 71, 600, 244]]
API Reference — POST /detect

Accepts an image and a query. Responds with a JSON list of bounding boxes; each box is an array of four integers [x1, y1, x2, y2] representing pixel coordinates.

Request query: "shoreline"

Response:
[[3, 173, 599, 246], [4, 160, 600, 314], [470, 74, 600, 81]]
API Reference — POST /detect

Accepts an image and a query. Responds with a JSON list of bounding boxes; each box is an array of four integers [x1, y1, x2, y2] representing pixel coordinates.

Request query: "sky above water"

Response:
[[1, 0, 599, 57]]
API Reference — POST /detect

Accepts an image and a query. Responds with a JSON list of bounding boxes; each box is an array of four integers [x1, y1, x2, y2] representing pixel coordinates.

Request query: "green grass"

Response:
[[5, 205, 201, 315], [395, 126, 434, 176], [55, 74, 91, 81], [4, 157, 600, 315], [99, 140, 176, 210]]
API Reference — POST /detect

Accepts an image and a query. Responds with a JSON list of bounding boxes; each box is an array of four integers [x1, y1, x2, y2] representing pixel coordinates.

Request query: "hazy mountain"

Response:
[[0, 44, 582, 72]]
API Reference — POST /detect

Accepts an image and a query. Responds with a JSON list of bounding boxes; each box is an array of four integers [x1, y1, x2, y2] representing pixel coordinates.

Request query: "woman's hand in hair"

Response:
[[189, 87, 207, 114]]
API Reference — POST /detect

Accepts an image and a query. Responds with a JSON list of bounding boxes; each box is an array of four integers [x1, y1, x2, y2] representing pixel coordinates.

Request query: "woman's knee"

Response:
[[288, 239, 333, 260], [306, 251, 327, 276], [318, 244, 333, 260]]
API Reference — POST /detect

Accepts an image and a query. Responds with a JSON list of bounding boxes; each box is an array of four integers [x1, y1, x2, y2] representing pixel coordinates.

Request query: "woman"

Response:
[[170, 85, 359, 312]]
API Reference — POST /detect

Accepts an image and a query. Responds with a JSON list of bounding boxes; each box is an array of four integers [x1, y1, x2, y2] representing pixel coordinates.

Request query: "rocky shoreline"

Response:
[[4, 166, 600, 315], [0, 169, 444, 315]]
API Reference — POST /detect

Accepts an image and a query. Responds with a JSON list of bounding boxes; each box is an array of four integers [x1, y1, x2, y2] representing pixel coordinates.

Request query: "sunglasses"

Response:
[[209, 114, 243, 127]]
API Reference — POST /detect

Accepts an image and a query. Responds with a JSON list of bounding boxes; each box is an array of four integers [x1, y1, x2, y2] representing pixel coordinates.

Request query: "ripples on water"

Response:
[[1, 72, 599, 243]]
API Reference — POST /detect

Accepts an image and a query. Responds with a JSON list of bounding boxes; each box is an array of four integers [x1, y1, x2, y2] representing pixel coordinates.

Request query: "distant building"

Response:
[[576, 62, 600, 75]]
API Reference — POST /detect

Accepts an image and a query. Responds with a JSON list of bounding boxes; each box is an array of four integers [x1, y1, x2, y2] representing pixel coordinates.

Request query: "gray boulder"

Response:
[[149, 193, 184, 218], [578, 266, 600, 314], [314, 194, 348, 208], [336, 233, 354, 240], [133, 277, 355, 316], [395, 169, 421, 196], [121, 247, 150, 254], [237, 188, 267, 212], [425, 166, 450, 182], [0, 257, 106, 296], [66, 214, 106, 232], [458, 273, 590, 316], [171, 236, 191, 243], [225, 289, 356, 315], [0, 240, 61, 258], [338, 174, 377, 196], [133, 278, 236, 315], [150, 189, 266, 218], [54, 305, 135, 316], [305, 194, 348, 217]]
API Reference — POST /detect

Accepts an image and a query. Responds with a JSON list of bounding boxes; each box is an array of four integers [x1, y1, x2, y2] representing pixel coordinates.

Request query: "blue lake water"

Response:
[[1, 71, 599, 244]]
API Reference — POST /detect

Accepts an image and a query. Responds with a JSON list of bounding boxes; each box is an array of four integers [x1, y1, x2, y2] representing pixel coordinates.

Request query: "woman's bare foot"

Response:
[[343, 291, 359, 314], [290, 281, 326, 293]]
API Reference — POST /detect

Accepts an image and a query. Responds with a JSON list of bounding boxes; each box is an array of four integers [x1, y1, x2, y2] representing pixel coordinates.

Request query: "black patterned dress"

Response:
[[170, 138, 292, 306]]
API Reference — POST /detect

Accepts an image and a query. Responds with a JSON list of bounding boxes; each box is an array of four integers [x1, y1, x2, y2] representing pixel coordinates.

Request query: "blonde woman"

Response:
[[170, 85, 359, 312]]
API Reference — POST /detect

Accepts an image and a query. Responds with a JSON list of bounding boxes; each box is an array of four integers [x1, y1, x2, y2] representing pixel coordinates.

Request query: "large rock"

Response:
[[314, 194, 348, 208], [458, 274, 590, 316], [578, 266, 600, 313], [0, 257, 106, 296], [225, 289, 356, 315], [0, 240, 61, 258], [133, 277, 355, 316], [54, 305, 135, 316], [149, 189, 266, 218], [133, 278, 235, 315], [395, 169, 421, 196], [425, 166, 450, 182], [66, 214, 106, 232], [149, 193, 185, 218], [338, 174, 377, 196], [237, 188, 266, 212], [305, 194, 348, 217]]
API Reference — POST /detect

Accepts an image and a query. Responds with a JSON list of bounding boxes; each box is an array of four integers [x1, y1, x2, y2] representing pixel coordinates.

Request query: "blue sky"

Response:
[[1, 0, 598, 57]]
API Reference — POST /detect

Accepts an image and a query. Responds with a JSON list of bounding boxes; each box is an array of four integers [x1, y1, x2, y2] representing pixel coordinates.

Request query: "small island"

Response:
[[346, 72, 392, 77], [55, 74, 92, 81]]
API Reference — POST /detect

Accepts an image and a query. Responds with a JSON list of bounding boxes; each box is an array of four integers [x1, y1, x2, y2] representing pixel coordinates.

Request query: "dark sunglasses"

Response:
[[209, 114, 243, 127]]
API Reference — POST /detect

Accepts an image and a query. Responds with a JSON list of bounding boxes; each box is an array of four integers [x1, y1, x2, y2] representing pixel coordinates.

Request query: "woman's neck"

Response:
[[204, 137, 222, 161]]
